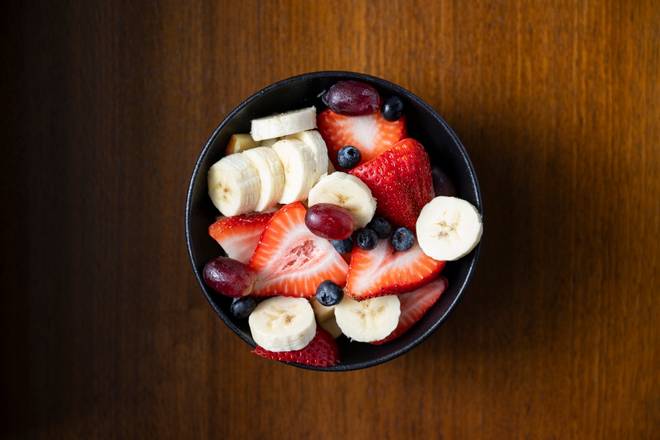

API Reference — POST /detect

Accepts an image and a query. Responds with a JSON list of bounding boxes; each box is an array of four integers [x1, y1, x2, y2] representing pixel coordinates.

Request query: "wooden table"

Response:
[[4, 1, 658, 438]]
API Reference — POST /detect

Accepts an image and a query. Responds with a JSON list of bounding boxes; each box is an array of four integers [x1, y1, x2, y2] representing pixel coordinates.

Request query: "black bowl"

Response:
[[185, 71, 482, 371]]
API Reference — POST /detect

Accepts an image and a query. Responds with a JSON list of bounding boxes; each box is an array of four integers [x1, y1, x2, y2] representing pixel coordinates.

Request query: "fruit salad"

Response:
[[203, 80, 483, 367]]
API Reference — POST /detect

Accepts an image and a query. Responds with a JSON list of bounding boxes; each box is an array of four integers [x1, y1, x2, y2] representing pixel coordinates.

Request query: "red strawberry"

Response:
[[208, 212, 273, 264], [317, 109, 406, 166], [346, 239, 444, 300], [253, 328, 339, 367], [372, 277, 448, 345], [350, 138, 434, 230], [249, 202, 348, 297]]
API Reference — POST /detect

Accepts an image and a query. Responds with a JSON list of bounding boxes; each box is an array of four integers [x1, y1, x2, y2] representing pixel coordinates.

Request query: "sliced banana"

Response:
[[226, 133, 257, 154], [335, 295, 400, 342], [416, 196, 483, 261], [272, 139, 318, 204], [242, 147, 285, 211], [319, 316, 342, 339], [208, 154, 260, 216], [249, 296, 317, 352], [286, 130, 329, 182], [311, 298, 335, 322], [260, 138, 279, 147], [311, 298, 342, 338], [308, 172, 377, 228], [251, 106, 317, 141]]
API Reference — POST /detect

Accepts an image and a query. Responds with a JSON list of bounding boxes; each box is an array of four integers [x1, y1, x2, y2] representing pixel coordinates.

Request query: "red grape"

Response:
[[305, 204, 354, 240], [203, 256, 257, 297], [431, 166, 456, 197], [322, 80, 381, 115]]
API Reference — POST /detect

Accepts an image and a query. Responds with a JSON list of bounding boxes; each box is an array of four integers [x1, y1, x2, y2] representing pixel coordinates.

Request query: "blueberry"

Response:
[[367, 216, 392, 238], [316, 280, 344, 306], [331, 238, 353, 254], [337, 146, 361, 169], [230, 296, 257, 319], [355, 228, 378, 250], [391, 227, 415, 251], [381, 96, 404, 121]]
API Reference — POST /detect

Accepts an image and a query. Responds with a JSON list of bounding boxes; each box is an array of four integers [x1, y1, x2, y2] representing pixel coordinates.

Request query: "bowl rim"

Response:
[[185, 70, 482, 371]]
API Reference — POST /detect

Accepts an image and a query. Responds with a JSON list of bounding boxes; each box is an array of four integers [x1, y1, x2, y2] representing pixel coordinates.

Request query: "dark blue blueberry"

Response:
[[337, 146, 361, 169], [391, 227, 415, 251], [381, 96, 404, 121], [330, 238, 353, 254], [355, 228, 378, 250], [315, 280, 344, 306], [367, 216, 392, 238], [230, 296, 257, 319]]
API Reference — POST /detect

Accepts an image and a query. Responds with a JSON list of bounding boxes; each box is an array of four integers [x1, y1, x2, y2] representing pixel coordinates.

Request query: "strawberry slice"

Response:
[[350, 138, 434, 230], [372, 277, 448, 345], [317, 109, 406, 166], [253, 328, 339, 367], [249, 202, 348, 297], [208, 212, 273, 264], [346, 239, 444, 300]]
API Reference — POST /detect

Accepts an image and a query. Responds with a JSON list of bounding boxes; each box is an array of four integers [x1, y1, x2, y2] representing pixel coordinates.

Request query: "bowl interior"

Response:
[[186, 72, 481, 371]]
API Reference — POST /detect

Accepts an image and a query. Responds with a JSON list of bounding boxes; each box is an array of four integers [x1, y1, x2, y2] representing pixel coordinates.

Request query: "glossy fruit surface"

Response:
[[315, 280, 344, 306], [355, 228, 378, 250], [391, 227, 415, 251], [381, 96, 404, 121], [203, 256, 257, 297], [230, 297, 257, 319], [337, 146, 361, 169], [305, 203, 354, 240], [322, 80, 381, 115]]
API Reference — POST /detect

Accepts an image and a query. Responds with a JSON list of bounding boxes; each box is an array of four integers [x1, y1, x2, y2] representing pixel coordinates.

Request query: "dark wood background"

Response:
[[4, 1, 658, 438]]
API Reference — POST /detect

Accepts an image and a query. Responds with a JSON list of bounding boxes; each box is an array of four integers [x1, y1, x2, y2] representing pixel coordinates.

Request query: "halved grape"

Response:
[[305, 203, 354, 240], [322, 80, 381, 115]]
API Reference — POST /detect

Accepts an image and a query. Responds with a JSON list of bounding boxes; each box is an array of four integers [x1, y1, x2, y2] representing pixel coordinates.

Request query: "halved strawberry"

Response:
[[249, 202, 348, 297], [253, 328, 339, 367], [372, 277, 448, 345], [208, 212, 273, 264], [317, 109, 406, 167], [350, 138, 434, 230], [346, 239, 444, 300]]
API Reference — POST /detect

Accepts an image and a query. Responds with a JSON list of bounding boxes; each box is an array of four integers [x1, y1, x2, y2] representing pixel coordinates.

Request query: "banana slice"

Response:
[[416, 196, 483, 261], [272, 139, 317, 204], [311, 298, 342, 338], [319, 316, 342, 339], [335, 295, 400, 342], [286, 130, 329, 182], [248, 296, 317, 352], [242, 147, 285, 211], [226, 134, 257, 154], [260, 138, 279, 147], [208, 154, 260, 216], [311, 298, 335, 322], [308, 172, 377, 228], [251, 106, 317, 141]]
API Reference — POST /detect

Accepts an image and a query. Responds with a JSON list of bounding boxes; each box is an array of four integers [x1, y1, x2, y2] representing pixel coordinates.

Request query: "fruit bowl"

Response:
[[185, 71, 482, 371]]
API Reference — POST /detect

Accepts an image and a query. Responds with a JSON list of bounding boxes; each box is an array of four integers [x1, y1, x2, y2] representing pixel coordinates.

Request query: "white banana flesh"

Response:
[[308, 172, 377, 228], [248, 296, 317, 352], [335, 295, 400, 342], [311, 298, 342, 338], [416, 196, 483, 261], [286, 130, 329, 182], [226, 133, 257, 154], [242, 147, 285, 211], [272, 139, 318, 204], [251, 106, 317, 141], [207, 154, 260, 216]]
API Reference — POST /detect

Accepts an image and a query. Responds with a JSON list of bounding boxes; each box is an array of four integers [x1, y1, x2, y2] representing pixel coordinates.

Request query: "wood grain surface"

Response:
[[3, 0, 659, 438]]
